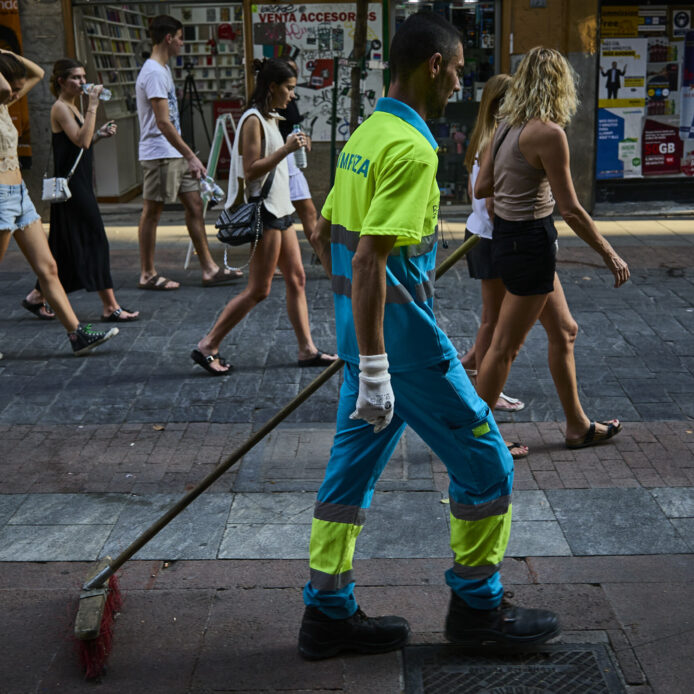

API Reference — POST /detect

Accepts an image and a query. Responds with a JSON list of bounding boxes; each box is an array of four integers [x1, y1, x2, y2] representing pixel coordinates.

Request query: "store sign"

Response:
[[599, 38, 647, 108], [642, 118, 683, 175], [251, 3, 383, 142], [596, 107, 643, 179]]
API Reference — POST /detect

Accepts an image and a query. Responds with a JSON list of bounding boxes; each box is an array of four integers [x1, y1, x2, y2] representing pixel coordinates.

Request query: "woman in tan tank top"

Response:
[[474, 47, 630, 451], [0, 51, 118, 356]]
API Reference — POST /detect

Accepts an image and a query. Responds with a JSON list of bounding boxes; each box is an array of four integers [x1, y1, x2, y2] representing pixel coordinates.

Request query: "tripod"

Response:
[[179, 64, 211, 151]]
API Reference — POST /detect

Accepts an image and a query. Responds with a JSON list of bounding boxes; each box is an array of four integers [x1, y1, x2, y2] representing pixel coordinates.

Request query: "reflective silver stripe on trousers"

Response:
[[450, 495, 511, 522], [310, 567, 355, 591], [451, 562, 502, 581], [314, 500, 366, 526], [331, 274, 434, 305], [330, 223, 437, 259]]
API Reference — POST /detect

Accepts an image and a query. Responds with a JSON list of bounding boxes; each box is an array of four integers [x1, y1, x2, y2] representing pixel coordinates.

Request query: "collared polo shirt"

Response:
[[322, 97, 457, 372]]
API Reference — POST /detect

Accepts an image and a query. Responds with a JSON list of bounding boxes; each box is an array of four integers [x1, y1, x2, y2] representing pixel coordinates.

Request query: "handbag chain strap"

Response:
[[222, 136, 277, 272], [222, 200, 264, 272]]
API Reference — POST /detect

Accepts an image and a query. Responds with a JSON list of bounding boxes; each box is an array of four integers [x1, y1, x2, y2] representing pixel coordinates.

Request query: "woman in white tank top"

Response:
[[192, 58, 336, 375], [474, 48, 630, 452]]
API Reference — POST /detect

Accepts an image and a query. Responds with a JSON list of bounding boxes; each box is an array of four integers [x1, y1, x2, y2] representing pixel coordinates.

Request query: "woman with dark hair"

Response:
[[23, 58, 138, 323], [191, 58, 336, 375], [0, 50, 118, 355], [475, 47, 630, 450]]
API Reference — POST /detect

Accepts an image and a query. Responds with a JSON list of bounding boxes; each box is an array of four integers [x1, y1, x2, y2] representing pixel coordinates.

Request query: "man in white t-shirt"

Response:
[[135, 15, 241, 290]]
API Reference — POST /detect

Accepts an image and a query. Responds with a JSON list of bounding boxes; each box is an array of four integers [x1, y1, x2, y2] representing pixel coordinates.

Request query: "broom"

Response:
[[74, 232, 480, 678]]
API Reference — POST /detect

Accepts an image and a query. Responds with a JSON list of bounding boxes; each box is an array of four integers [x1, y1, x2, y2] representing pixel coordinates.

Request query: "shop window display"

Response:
[[395, 1, 497, 205]]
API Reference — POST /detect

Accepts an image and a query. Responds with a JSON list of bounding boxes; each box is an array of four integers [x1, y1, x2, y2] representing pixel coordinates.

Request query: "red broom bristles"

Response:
[[75, 574, 123, 679]]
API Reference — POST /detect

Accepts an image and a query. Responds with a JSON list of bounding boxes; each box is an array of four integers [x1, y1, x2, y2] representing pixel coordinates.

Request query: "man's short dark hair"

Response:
[[389, 11, 461, 81], [149, 15, 183, 46]]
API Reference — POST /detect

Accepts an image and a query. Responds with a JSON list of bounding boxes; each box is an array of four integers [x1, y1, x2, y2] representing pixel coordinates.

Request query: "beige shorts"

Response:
[[141, 157, 199, 203]]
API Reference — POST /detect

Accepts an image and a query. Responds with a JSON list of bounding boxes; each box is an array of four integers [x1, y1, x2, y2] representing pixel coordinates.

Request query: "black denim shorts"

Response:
[[260, 205, 293, 231], [491, 215, 557, 296], [464, 229, 498, 280]]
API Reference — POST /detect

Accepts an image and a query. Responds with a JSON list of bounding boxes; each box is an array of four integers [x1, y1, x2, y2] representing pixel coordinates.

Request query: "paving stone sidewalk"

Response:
[[0, 220, 692, 693]]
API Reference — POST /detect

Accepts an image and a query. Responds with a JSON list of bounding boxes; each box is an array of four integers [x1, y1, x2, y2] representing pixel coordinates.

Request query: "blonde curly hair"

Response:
[[498, 47, 578, 128]]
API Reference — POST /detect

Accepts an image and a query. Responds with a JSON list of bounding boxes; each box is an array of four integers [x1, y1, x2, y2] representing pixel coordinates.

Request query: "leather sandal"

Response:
[[565, 419, 622, 449]]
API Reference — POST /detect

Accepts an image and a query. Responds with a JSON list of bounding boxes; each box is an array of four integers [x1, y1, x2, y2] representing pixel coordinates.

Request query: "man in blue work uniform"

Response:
[[298, 11, 560, 660]]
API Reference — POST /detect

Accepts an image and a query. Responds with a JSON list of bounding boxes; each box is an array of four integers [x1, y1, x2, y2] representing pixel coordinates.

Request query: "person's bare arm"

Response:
[[352, 234, 397, 355], [0, 50, 43, 102], [474, 144, 494, 199], [51, 88, 102, 148], [534, 122, 630, 288], [240, 114, 303, 181], [151, 96, 206, 179], [310, 214, 332, 279], [0, 70, 10, 104]]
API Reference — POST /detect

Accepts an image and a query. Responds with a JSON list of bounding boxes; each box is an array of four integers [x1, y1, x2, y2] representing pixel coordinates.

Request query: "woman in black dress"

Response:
[[25, 58, 138, 322]]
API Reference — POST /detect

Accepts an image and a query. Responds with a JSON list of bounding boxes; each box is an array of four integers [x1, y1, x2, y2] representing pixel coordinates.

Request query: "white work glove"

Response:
[[350, 353, 394, 433]]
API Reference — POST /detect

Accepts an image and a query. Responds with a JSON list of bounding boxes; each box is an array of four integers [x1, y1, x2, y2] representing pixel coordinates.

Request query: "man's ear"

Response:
[[429, 52, 443, 79]]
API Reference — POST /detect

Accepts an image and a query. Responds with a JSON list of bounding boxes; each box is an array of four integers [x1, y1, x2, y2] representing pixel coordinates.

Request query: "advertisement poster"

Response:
[[596, 107, 644, 179], [0, 1, 31, 166], [251, 3, 383, 142], [599, 38, 647, 108], [642, 117, 683, 175], [681, 31, 694, 140]]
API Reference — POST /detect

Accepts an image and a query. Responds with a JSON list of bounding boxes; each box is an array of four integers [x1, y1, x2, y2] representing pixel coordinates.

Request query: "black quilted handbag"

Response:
[[215, 169, 274, 247]]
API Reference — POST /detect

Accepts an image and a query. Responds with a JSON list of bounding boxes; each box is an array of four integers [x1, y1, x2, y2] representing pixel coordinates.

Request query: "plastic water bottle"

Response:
[[200, 175, 225, 207], [81, 84, 112, 101], [292, 124, 307, 169]]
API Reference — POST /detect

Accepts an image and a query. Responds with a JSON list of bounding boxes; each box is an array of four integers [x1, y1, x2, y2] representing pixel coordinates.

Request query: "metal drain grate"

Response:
[[404, 643, 626, 694]]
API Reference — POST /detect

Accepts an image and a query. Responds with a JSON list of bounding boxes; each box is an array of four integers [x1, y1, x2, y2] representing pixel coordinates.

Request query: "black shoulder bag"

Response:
[[215, 168, 275, 247]]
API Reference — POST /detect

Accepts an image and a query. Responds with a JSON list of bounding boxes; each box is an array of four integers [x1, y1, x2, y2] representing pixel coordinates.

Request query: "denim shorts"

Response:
[[0, 182, 41, 233], [260, 205, 293, 231]]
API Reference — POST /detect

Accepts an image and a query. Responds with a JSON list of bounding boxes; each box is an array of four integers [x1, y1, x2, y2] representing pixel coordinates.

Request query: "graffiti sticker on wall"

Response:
[[251, 3, 383, 142]]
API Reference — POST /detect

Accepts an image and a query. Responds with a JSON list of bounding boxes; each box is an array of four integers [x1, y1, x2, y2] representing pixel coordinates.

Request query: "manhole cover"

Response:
[[404, 643, 626, 694]]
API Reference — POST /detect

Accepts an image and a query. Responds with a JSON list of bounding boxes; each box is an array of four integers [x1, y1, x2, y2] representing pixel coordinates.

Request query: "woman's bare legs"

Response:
[[462, 277, 507, 372], [276, 224, 335, 362], [476, 290, 549, 409], [197, 228, 283, 372], [292, 197, 318, 242], [538, 274, 612, 440], [10, 221, 79, 332]]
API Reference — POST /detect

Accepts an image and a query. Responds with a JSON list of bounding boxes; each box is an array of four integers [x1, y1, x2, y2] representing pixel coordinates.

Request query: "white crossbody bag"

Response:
[[42, 145, 84, 203]]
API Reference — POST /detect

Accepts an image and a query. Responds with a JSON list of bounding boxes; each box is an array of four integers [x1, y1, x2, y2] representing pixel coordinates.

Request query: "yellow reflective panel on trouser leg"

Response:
[[309, 517, 363, 578], [450, 504, 512, 571]]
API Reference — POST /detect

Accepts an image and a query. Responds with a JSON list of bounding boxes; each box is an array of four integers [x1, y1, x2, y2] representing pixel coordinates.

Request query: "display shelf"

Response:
[[169, 3, 246, 102]]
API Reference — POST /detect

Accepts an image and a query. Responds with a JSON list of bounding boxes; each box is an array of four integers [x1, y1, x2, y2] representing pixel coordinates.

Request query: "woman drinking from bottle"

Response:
[[24, 58, 139, 324], [0, 50, 118, 356]]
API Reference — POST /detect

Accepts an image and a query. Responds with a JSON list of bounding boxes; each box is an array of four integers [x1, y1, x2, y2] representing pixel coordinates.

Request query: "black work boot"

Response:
[[298, 606, 410, 660], [445, 591, 560, 650]]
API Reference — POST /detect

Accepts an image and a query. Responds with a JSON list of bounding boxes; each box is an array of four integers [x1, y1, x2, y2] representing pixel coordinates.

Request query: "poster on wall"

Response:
[[642, 117, 683, 175], [599, 38, 647, 108], [251, 3, 383, 142], [0, 1, 31, 167], [681, 31, 694, 139], [596, 107, 644, 179]]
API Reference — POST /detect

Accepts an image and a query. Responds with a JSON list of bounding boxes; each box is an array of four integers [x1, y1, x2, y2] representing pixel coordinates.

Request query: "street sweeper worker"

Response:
[[297, 10, 560, 660]]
